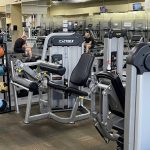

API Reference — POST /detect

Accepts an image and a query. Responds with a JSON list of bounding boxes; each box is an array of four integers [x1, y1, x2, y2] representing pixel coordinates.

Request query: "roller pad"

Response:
[[66, 87, 88, 96], [12, 77, 38, 92], [47, 81, 66, 91], [29, 82, 39, 92], [40, 64, 66, 76]]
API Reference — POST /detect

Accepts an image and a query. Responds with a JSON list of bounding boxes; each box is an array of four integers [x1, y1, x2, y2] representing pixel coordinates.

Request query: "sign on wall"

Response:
[[145, 0, 150, 10]]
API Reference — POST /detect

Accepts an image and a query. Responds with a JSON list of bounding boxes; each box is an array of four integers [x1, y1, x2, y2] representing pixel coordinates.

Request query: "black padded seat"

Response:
[[66, 87, 88, 96], [47, 81, 66, 91]]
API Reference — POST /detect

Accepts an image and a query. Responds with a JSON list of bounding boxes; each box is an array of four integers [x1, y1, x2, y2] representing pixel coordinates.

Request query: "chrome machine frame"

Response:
[[10, 55, 92, 124], [41, 32, 85, 109], [42, 32, 84, 79], [103, 30, 125, 79], [92, 43, 150, 150], [124, 43, 150, 150]]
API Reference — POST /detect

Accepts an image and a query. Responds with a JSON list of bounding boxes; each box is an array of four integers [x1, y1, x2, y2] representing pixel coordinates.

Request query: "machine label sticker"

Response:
[[59, 40, 74, 43], [50, 35, 84, 46]]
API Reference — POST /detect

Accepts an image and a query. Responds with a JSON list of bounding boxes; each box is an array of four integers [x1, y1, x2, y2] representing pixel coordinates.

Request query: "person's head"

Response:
[[84, 30, 91, 38], [21, 34, 27, 41]]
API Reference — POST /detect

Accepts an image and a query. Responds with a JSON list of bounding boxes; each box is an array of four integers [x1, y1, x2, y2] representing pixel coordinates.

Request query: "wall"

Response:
[[10, 4, 23, 44], [0, 0, 149, 36], [0, 6, 5, 12], [49, 0, 146, 16], [22, 4, 48, 14], [47, 0, 150, 30], [0, 0, 22, 6]]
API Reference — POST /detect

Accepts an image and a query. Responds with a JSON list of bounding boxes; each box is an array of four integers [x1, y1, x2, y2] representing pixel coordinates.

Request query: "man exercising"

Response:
[[84, 30, 94, 53], [14, 34, 32, 58]]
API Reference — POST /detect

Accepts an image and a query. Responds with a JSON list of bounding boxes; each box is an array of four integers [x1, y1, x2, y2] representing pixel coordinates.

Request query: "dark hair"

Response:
[[85, 30, 90, 33], [85, 30, 91, 37], [85, 28, 90, 33]]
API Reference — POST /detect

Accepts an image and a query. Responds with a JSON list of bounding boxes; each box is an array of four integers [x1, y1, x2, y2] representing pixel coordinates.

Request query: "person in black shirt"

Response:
[[84, 30, 94, 53], [14, 35, 32, 58]]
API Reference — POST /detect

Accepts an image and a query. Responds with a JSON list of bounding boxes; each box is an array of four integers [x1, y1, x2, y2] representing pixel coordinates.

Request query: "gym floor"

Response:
[[0, 105, 115, 150]]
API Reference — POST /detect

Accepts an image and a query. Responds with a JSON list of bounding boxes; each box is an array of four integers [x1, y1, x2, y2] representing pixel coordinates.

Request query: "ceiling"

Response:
[[51, 0, 92, 3], [22, 0, 144, 6], [22, 0, 99, 6]]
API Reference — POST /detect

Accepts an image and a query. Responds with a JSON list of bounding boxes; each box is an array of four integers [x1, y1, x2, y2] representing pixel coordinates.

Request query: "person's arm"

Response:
[[88, 41, 92, 45], [22, 41, 31, 49], [84, 37, 91, 45], [22, 43, 26, 48], [25, 45, 32, 49], [21, 39, 26, 48], [87, 37, 93, 45]]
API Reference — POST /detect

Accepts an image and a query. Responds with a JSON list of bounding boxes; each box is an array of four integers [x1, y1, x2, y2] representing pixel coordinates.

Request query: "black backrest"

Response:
[[111, 75, 125, 112], [70, 53, 94, 86], [96, 72, 125, 112]]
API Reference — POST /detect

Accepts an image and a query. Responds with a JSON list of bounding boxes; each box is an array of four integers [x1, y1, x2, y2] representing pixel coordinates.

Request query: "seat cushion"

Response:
[[66, 87, 88, 96], [47, 81, 67, 91]]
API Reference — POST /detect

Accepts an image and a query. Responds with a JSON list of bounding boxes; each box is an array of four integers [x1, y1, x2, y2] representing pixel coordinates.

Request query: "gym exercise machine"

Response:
[[11, 32, 84, 109], [11, 53, 94, 124], [42, 32, 84, 109], [42, 32, 84, 78], [129, 35, 144, 48], [124, 43, 150, 150], [92, 43, 150, 150], [10, 57, 65, 122], [103, 30, 126, 79]]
